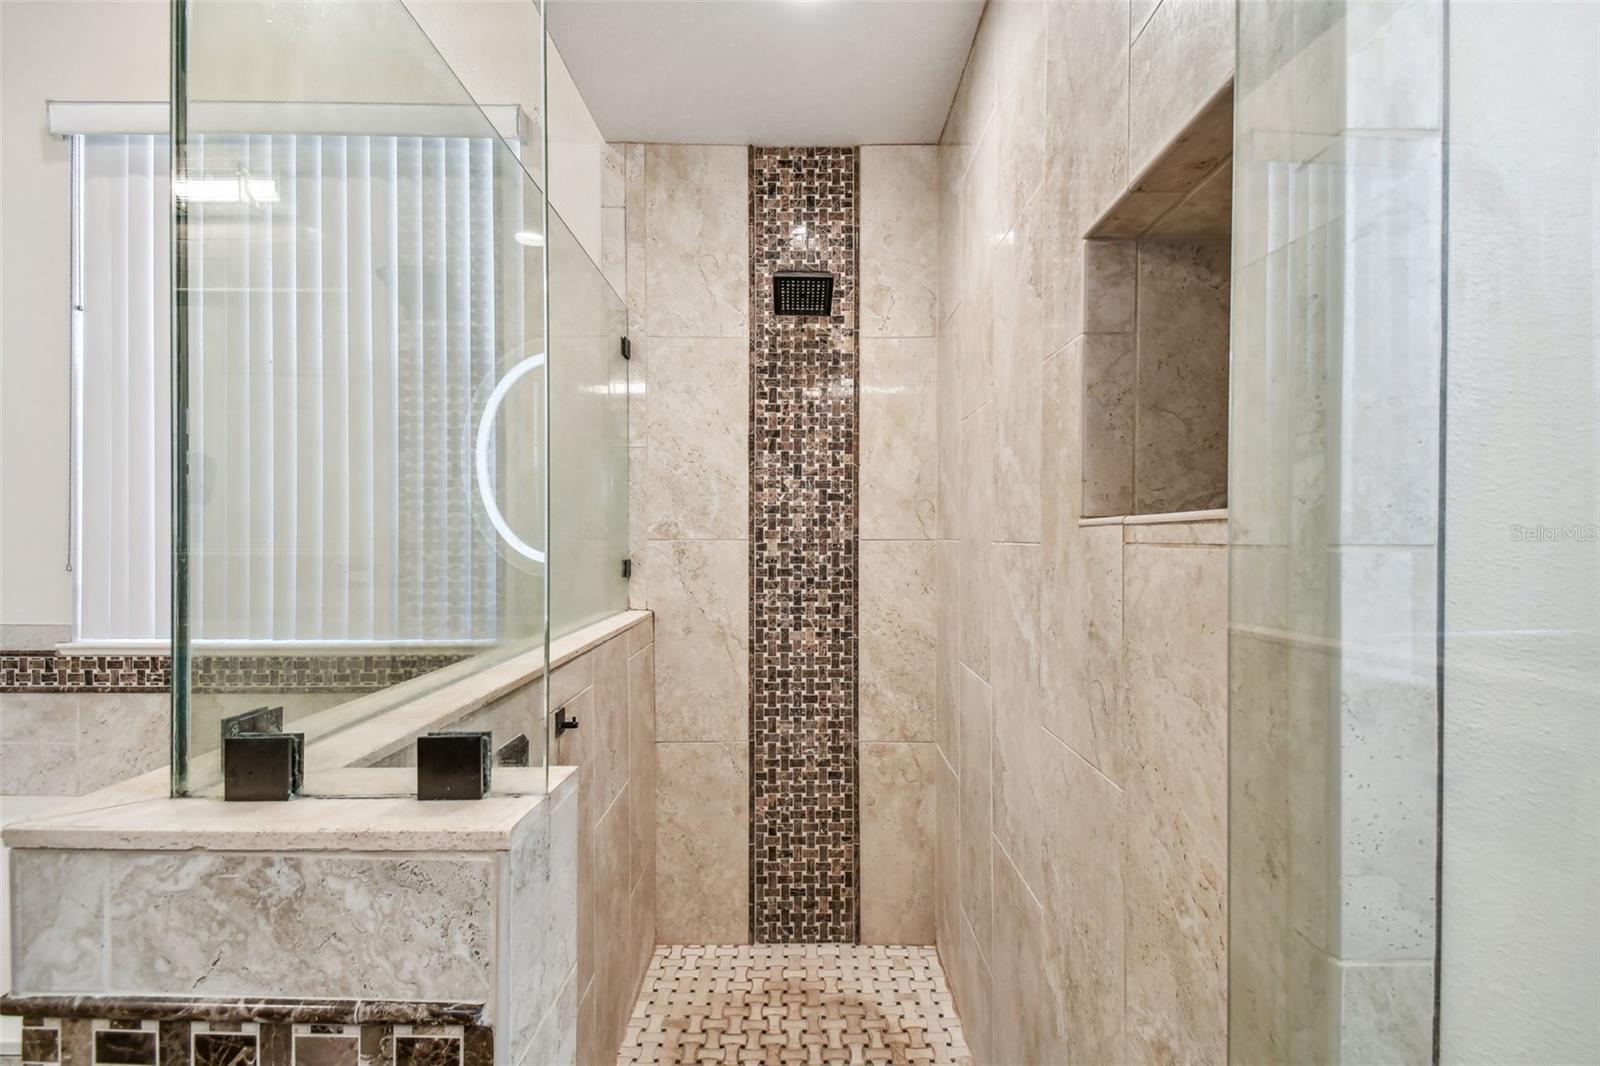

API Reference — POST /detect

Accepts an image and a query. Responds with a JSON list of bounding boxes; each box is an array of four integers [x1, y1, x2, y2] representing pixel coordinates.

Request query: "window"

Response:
[[72, 131, 515, 645]]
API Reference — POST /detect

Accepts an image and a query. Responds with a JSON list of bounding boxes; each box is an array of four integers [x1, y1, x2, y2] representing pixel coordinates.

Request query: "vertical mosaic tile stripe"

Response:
[[748, 146, 860, 943]]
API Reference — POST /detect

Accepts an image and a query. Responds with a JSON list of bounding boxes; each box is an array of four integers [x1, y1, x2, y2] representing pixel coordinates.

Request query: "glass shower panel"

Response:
[[174, 0, 552, 797], [546, 196, 629, 638], [1228, 1, 1445, 1062]]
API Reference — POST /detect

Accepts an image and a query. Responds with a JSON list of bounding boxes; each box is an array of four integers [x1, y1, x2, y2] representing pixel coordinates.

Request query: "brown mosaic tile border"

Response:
[[748, 146, 860, 943], [5, 1017, 488, 1066], [0, 653, 169, 693], [0, 652, 469, 694]]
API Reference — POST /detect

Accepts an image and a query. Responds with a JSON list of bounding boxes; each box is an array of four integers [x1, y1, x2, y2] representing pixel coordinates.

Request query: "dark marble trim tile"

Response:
[[20, 1024, 60, 1064], [191, 1029, 256, 1066], [0, 998, 483, 1028], [91, 1027, 157, 1066]]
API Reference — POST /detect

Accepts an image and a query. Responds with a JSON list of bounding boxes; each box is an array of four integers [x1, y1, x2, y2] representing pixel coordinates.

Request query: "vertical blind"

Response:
[[75, 132, 509, 643]]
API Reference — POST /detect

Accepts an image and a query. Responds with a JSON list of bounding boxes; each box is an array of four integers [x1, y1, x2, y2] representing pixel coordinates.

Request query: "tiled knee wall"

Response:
[[747, 146, 861, 943]]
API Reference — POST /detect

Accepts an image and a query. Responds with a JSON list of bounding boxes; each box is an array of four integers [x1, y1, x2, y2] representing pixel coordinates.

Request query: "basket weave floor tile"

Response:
[[617, 944, 972, 1066]]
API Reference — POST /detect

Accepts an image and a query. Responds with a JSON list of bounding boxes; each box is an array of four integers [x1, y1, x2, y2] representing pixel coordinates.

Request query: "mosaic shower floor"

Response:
[[617, 944, 971, 1066]]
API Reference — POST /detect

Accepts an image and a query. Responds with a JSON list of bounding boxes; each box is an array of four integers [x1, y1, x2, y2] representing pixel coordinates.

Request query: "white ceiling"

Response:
[[545, 0, 984, 145]]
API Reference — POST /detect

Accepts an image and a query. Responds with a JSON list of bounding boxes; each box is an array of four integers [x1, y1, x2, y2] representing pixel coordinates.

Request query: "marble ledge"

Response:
[[0, 765, 576, 853]]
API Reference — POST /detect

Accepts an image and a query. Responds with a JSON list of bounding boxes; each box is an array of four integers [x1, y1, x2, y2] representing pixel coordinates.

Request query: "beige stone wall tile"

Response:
[[1045, 0, 1131, 228], [1084, 239, 1139, 334], [992, 212, 1044, 543], [643, 144, 748, 338], [628, 643, 657, 891], [1121, 542, 1228, 1064], [1040, 737, 1128, 1064], [9, 848, 106, 990], [957, 665, 993, 962], [594, 788, 635, 1056], [991, 544, 1046, 894], [860, 337, 938, 540], [861, 146, 939, 338], [935, 750, 962, 955], [648, 541, 748, 742], [1082, 331, 1137, 518], [643, 337, 748, 541], [991, 846, 1067, 1066], [860, 541, 937, 743], [1131, 0, 1163, 40], [959, 404, 995, 680], [102, 851, 496, 999], [1041, 521, 1125, 784], [655, 742, 749, 944], [991, 0, 1048, 235], [934, 541, 961, 770], [935, 308, 964, 541], [591, 635, 631, 819], [1134, 240, 1231, 514], [859, 742, 938, 944], [1128, 0, 1235, 178]]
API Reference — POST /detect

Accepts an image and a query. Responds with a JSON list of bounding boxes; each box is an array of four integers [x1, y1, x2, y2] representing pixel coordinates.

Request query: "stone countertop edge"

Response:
[[0, 992, 487, 1026], [1, 764, 577, 853]]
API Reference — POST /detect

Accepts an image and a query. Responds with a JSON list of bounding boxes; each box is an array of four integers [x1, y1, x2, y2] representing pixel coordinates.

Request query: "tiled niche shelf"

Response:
[[1082, 84, 1234, 521]]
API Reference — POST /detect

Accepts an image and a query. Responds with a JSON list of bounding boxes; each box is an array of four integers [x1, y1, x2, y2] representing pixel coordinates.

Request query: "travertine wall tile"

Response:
[[860, 541, 937, 744], [958, 404, 995, 680], [655, 742, 749, 944], [594, 786, 635, 1050], [991, 846, 1066, 1066], [1082, 332, 1137, 517], [991, 0, 1048, 234], [957, 665, 993, 962], [861, 146, 939, 338], [859, 742, 937, 944], [628, 643, 657, 891], [934, 541, 961, 769], [643, 145, 748, 338], [647, 541, 748, 742], [1134, 240, 1231, 514], [509, 798, 571, 1057], [1121, 543, 1228, 1064], [990, 544, 1046, 893], [1128, 0, 1235, 178], [642, 337, 748, 541], [991, 216, 1044, 543], [860, 338, 937, 540], [1040, 737, 1128, 1064], [104, 852, 497, 1000], [9, 848, 106, 991]]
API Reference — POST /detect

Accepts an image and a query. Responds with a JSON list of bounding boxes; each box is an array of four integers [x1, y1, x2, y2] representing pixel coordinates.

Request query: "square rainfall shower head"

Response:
[[773, 271, 835, 316]]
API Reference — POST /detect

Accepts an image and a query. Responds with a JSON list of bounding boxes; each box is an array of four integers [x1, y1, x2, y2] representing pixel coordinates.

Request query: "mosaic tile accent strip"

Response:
[[0, 652, 468, 694], [619, 944, 971, 1066], [0, 654, 169, 693], [748, 146, 860, 943]]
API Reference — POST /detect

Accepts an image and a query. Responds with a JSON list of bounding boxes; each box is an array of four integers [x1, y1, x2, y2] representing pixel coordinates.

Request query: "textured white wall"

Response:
[[1440, 2, 1600, 1062], [0, 2, 167, 637]]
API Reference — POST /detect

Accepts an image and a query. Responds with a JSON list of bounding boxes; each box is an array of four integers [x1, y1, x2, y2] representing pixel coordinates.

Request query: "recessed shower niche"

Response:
[[1081, 86, 1233, 518]]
